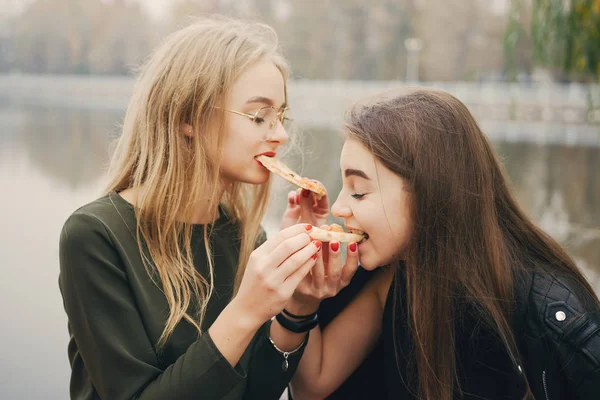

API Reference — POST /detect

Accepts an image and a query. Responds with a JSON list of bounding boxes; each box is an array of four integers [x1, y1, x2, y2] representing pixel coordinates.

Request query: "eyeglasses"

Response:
[[218, 106, 293, 140]]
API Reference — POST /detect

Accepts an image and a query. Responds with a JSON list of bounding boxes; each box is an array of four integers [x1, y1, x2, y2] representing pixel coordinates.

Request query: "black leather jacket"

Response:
[[515, 270, 600, 400]]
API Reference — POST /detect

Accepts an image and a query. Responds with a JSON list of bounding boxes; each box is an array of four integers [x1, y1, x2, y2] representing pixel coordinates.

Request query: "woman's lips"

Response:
[[346, 226, 369, 243], [255, 151, 276, 157]]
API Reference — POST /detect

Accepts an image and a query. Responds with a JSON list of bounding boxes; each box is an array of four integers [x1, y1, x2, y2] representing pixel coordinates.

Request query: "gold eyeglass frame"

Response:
[[217, 106, 293, 130]]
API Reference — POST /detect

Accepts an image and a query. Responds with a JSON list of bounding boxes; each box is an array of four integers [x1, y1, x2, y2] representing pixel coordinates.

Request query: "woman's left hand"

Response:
[[280, 186, 329, 231]]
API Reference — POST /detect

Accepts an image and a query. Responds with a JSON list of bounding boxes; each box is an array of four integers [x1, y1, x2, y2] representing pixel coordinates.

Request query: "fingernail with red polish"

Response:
[[314, 240, 322, 249], [295, 193, 300, 204], [349, 242, 357, 252], [312, 253, 318, 260], [331, 242, 340, 252], [302, 189, 310, 198], [305, 224, 312, 231]]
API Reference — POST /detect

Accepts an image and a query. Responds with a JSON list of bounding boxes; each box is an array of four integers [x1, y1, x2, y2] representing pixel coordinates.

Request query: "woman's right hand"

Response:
[[287, 225, 360, 314], [231, 224, 322, 326]]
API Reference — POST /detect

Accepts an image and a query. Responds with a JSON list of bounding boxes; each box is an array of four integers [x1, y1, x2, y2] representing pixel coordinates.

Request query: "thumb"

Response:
[[280, 191, 301, 230]]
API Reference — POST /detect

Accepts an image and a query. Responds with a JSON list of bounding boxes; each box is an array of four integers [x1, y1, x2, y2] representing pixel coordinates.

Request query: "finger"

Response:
[[318, 225, 331, 266], [325, 241, 342, 280], [274, 240, 321, 282], [280, 192, 301, 230], [312, 181, 329, 210], [294, 273, 313, 298], [282, 254, 318, 293], [268, 232, 316, 269], [340, 242, 360, 286], [314, 207, 330, 217], [284, 191, 301, 216], [312, 246, 325, 287], [299, 189, 315, 223], [258, 223, 313, 254], [320, 241, 330, 266], [312, 186, 329, 225]]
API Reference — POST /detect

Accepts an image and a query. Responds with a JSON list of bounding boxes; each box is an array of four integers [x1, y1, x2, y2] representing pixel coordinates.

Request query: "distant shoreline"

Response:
[[1, 73, 599, 147]]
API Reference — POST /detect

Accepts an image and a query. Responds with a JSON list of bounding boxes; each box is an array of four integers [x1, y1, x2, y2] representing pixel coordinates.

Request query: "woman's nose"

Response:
[[331, 196, 351, 218], [267, 121, 289, 144]]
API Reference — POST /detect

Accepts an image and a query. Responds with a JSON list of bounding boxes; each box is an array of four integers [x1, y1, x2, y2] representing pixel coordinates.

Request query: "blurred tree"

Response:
[[87, 0, 156, 74], [170, 0, 222, 27], [14, 0, 104, 73], [417, 0, 509, 81], [0, 17, 16, 72], [367, 0, 413, 80], [506, 0, 600, 82], [274, 0, 410, 80], [335, 0, 369, 79], [275, 0, 336, 79], [12, 0, 155, 75], [4, 0, 518, 80], [503, 0, 535, 81]]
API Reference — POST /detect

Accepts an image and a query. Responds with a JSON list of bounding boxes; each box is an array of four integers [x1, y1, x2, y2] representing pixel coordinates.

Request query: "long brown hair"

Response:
[[344, 87, 599, 399], [104, 16, 289, 348]]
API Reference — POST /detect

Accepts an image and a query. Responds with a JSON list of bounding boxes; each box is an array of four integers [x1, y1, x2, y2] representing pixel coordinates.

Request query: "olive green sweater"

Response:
[[58, 192, 302, 400]]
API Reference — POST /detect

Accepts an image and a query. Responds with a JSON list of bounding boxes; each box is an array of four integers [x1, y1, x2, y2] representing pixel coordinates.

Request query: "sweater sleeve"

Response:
[[59, 212, 247, 400], [255, 227, 267, 248], [244, 320, 306, 400], [242, 226, 307, 399]]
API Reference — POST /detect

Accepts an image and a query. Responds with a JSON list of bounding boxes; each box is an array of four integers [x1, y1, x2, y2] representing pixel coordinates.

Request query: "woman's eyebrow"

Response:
[[344, 168, 371, 180], [245, 96, 287, 109]]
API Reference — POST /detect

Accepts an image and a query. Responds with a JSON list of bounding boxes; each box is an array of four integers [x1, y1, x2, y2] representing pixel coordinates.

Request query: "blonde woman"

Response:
[[58, 17, 343, 400]]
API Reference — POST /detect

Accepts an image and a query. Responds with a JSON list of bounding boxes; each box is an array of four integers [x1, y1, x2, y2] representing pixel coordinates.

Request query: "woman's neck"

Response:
[[119, 185, 225, 225]]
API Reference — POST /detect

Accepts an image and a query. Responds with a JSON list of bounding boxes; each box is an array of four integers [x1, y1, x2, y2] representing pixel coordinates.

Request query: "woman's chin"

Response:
[[359, 248, 394, 271], [236, 171, 271, 185], [358, 254, 379, 271], [248, 173, 270, 184], [220, 163, 271, 185]]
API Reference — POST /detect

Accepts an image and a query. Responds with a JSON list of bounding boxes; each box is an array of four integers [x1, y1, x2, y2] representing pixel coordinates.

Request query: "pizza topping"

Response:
[[255, 155, 327, 199]]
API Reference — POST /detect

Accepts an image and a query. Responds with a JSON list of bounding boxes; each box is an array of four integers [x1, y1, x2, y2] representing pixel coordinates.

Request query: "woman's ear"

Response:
[[181, 123, 193, 138]]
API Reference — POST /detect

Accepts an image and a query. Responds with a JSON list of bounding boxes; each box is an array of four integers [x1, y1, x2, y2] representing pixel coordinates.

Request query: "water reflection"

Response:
[[14, 105, 121, 188], [497, 142, 600, 281], [1, 104, 598, 399]]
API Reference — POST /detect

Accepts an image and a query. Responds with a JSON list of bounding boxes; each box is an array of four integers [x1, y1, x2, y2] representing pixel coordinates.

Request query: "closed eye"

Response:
[[351, 193, 366, 200]]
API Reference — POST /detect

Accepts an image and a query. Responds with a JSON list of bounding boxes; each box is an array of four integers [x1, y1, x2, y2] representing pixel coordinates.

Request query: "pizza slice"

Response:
[[308, 223, 367, 243], [255, 155, 326, 200]]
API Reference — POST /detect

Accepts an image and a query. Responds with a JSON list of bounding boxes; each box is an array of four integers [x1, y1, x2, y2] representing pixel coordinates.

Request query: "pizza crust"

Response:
[[255, 155, 327, 199]]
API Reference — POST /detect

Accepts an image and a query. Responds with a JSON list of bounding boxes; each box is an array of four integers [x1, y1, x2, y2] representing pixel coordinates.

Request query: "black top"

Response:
[[382, 268, 526, 399], [58, 192, 302, 400], [307, 267, 387, 400]]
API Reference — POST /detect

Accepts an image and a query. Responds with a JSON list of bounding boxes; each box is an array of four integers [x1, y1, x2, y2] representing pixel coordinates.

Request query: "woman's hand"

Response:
[[231, 224, 322, 326], [280, 186, 329, 231], [286, 226, 360, 315]]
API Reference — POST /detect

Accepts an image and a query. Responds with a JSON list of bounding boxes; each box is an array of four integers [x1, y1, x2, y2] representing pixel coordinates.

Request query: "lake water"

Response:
[[1, 102, 598, 399]]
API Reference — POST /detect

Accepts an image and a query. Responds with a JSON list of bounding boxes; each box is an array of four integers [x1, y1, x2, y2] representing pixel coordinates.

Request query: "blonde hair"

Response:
[[104, 16, 290, 347]]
